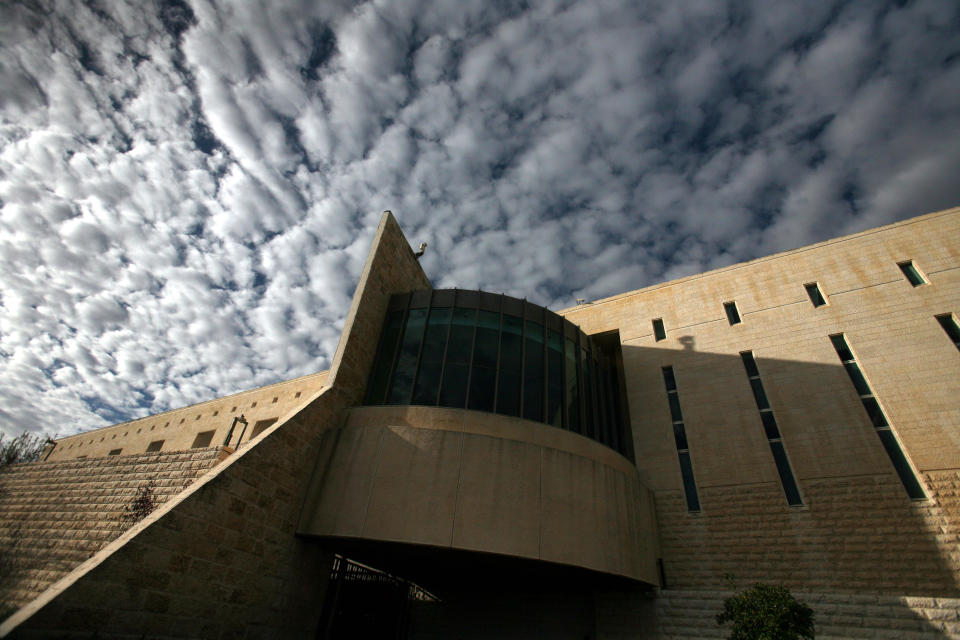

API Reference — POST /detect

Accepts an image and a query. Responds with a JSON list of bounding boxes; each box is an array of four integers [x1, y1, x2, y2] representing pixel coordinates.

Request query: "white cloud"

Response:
[[0, 0, 958, 439]]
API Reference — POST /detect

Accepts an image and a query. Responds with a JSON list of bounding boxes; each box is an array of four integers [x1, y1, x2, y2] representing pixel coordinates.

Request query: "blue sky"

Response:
[[1, 0, 958, 438]]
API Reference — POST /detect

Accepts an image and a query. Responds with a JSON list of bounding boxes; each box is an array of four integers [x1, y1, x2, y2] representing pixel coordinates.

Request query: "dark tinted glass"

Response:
[[760, 411, 780, 440], [366, 290, 629, 457], [662, 367, 677, 391], [468, 311, 499, 412], [606, 368, 624, 453], [673, 422, 688, 450], [412, 307, 451, 405], [876, 429, 926, 499], [523, 321, 545, 422], [861, 397, 889, 427], [724, 301, 741, 325], [668, 393, 683, 423], [898, 261, 925, 286], [740, 351, 759, 377], [830, 334, 853, 361], [388, 308, 427, 404], [653, 318, 666, 341], [769, 441, 803, 505], [439, 363, 469, 407], [678, 451, 700, 512], [580, 347, 595, 439], [843, 362, 872, 396], [595, 357, 610, 445], [409, 289, 431, 308], [564, 338, 580, 432], [937, 314, 960, 345], [446, 308, 476, 364], [750, 378, 770, 410], [439, 308, 475, 407], [805, 283, 826, 307], [468, 365, 496, 412], [472, 311, 500, 367], [497, 315, 523, 416], [365, 311, 404, 404], [546, 330, 564, 427]]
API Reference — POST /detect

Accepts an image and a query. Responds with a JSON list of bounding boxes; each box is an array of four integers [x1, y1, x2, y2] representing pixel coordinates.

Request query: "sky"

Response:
[[1, 0, 959, 439]]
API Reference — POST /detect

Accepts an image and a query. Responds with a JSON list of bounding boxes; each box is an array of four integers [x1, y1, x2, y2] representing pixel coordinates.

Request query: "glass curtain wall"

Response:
[[364, 289, 631, 459]]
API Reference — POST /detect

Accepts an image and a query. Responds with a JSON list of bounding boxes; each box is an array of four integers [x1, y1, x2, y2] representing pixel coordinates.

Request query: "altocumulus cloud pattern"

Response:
[[0, 0, 958, 438]]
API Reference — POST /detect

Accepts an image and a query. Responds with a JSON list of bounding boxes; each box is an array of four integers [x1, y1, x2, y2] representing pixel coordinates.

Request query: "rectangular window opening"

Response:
[[723, 301, 741, 325], [829, 333, 926, 500], [191, 430, 215, 448], [898, 260, 927, 287], [653, 318, 666, 342], [739, 350, 803, 506], [146, 440, 164, 453], [250, 418, 278, 439], [936, 314, 960, 350], [662, 367, 700, 512], [804, 282, 827, 307], [108, 448, 122, 456]]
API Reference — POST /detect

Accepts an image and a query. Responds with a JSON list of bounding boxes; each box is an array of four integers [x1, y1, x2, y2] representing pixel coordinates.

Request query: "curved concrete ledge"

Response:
[[297, 406, 659, 584]]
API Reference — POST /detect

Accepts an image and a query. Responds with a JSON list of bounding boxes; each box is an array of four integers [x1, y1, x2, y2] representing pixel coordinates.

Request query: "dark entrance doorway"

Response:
[[315, 555, 436, 640]]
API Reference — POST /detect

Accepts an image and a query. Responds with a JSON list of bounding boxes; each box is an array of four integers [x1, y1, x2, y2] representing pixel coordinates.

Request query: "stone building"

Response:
[[1, 207, 958, 638]]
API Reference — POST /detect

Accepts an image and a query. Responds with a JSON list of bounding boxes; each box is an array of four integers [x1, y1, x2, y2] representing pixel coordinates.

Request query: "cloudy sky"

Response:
[[1, 0, 958, 439]]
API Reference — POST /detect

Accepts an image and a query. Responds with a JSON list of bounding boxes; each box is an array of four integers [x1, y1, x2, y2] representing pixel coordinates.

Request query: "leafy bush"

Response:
[[0, 431, 48, 469], [122, 481, 158, 524], [716, 583, 815, 640]]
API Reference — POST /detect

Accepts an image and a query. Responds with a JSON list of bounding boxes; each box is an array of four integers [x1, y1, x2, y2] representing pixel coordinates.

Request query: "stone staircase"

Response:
[[595, 588, 960, 639], [0, 448, 229, 619]]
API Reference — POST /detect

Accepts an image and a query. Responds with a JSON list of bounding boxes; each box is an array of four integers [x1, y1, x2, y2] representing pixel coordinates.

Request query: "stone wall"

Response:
[[47, 371, 328, 461], [2, 211, 431, 638], [561, 207, 960, 602], [0, 448, 228, 619], [655, 471, 960, 596], [594, 588, 960, 639]]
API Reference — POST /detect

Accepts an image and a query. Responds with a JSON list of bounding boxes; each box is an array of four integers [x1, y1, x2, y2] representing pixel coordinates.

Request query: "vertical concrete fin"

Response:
[[326, 210, 432, 404]]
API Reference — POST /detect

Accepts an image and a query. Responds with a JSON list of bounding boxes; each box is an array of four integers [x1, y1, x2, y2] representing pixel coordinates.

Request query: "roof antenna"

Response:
[[415, 242, 427, 259]]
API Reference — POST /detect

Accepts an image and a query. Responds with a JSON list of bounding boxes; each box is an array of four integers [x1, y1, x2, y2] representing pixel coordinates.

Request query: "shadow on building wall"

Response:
[[310, 339, 958, 638]]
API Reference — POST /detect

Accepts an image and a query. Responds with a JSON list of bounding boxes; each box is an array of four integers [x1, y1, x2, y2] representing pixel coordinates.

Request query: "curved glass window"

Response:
[[364, 289, 632, 459]]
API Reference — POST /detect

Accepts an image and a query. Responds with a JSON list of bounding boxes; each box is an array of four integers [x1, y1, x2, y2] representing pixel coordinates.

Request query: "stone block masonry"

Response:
[[655, 471, 960, 597], [594, 588, 960, 639], [0, 448, 229, 618], [0, 211, 431, 638]]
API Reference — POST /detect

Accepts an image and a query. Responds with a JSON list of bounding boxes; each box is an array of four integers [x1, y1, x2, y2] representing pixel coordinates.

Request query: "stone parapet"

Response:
[[594, 588, 960, 639], [0, 448, 229, 618]]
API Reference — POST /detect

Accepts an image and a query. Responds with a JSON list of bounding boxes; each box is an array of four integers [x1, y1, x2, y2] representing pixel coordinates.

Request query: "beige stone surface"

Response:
[[0, 448, 228, 618], [46, 370, 329, 461], [299, 405, 659, 584], [593, 588, 960, 640], [2, 211, 431, 638], [561, 206, 960, 596], [5, 206, 960, 638], [364, 426, 462, 546], [452, 432, 541, 559]]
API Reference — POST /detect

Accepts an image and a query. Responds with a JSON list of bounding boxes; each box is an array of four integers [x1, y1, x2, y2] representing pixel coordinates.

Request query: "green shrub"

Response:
[[716, 583, 815, 640]]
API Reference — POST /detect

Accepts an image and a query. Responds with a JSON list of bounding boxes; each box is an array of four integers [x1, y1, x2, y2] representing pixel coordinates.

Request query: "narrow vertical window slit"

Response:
[[739, 351, 803, 506], [829, 334, 925, 500], [662, 366, 700, 512]]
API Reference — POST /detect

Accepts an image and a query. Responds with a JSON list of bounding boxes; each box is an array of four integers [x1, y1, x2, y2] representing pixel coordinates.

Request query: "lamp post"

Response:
[[222, 414, 248, 448]]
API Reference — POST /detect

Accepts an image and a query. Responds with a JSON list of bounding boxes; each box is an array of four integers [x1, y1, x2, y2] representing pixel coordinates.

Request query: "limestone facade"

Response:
[[561, 206, 960, 601], [45, 371, 328, 461], [1, 207, 959, 638]]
